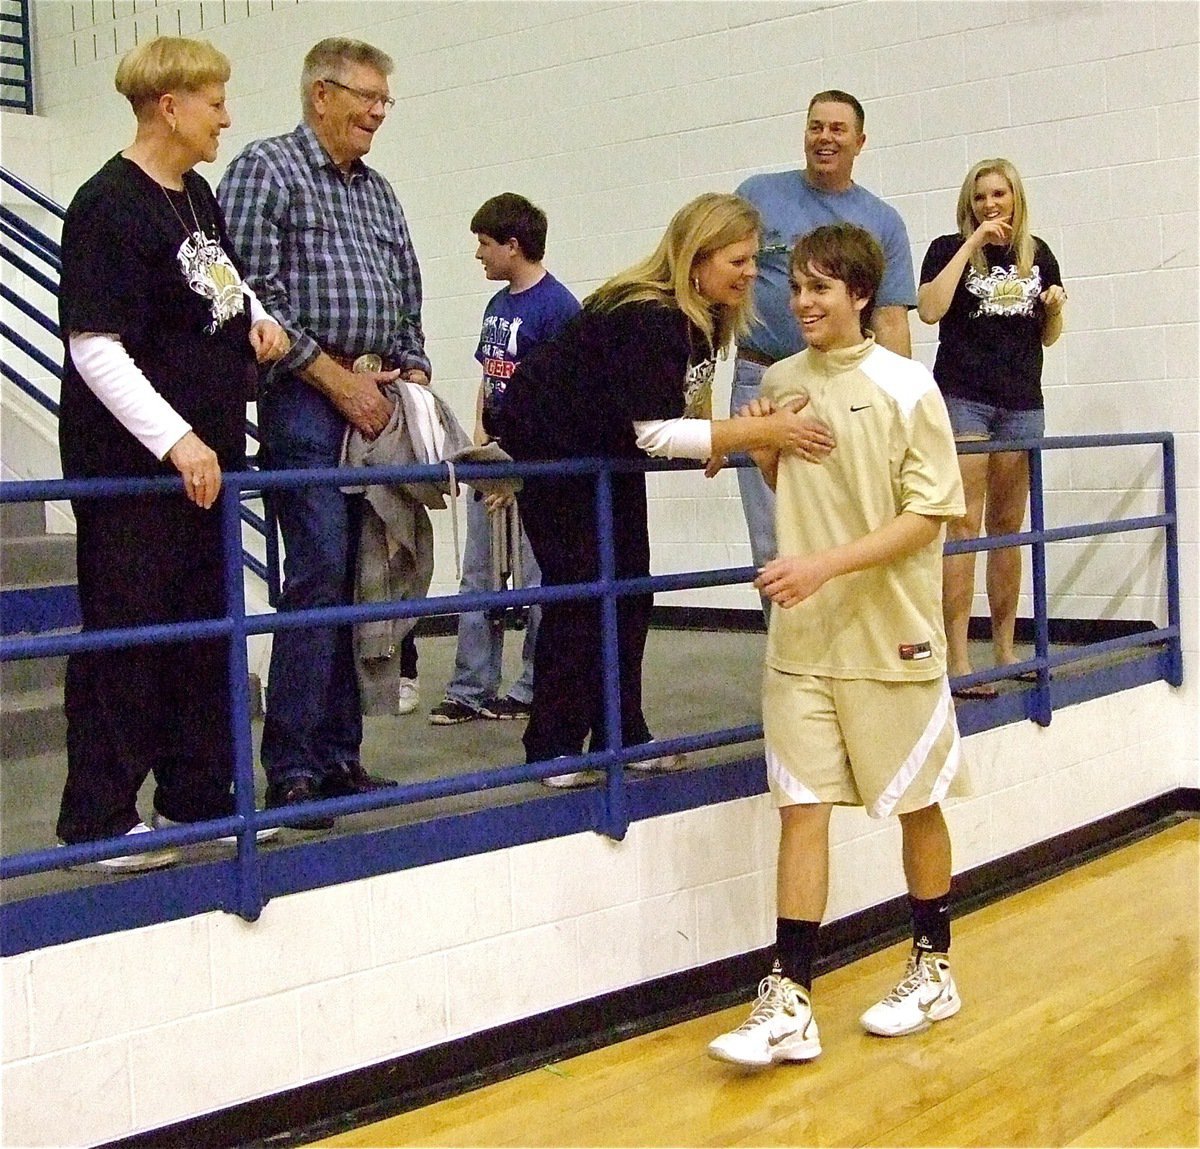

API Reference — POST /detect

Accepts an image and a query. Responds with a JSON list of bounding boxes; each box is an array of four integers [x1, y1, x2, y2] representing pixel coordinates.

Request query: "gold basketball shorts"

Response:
[[762, 668, 970, 818]]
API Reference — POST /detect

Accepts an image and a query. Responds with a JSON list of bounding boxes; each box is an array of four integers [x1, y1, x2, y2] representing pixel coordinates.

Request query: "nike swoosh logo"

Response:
[[850, 404, 872, 412]]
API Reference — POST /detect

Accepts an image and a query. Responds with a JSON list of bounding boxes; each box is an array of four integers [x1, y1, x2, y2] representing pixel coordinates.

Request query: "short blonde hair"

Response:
[[957, 158, 1035, 278], [588, 192, 760, 353], [301, 37, 394, 119], [114, 37, 229, 112]]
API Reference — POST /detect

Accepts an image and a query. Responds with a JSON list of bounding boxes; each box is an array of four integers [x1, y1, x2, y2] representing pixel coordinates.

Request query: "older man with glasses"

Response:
[[218, 37, 430, 826]]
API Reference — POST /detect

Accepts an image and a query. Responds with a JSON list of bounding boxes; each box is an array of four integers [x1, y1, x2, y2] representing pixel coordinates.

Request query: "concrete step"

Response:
[[1, 684, 68, 759], [0, 533, 77, 586], [1, 647, 67, 692], [0, 671, 263, 758], [0, 501, 47, 537]]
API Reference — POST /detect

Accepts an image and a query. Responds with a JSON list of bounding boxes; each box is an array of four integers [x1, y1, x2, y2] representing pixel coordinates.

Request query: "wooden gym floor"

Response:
[[309, 817, 1198, 1148]]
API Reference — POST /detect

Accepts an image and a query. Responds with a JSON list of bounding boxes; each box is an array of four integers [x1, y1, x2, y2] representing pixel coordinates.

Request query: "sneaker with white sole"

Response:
[[58, 823, 181, 873], [151, 812, 281, 845], [429, 698, 482, 725], [627, 752, 688, 773], [396, 677, 420, 715], [859, 948, 961, 1037], [707, 964, 822, 1066], [479, 695, 532, 721], [541, 768, 605, 788]]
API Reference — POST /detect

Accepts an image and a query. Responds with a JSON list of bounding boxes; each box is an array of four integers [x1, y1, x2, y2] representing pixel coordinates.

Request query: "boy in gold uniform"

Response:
[[709, 224, 969, 1067]]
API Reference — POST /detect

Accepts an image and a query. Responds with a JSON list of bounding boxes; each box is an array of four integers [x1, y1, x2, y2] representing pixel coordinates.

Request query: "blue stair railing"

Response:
[[0, 0, 33, 114], [0, 165, 274, 596]]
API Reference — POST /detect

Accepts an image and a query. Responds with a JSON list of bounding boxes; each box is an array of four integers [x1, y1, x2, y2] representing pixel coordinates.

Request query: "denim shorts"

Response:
[[943, 395, 1045, 442]]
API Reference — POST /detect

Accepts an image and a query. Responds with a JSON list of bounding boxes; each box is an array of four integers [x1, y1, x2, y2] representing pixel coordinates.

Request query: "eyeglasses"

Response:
[[321, 78, 396, 111]]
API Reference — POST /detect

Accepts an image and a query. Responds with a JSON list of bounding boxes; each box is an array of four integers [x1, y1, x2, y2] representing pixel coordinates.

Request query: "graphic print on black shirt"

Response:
[[965, 261, 1044, 320], [173, 226, 247, 333], [682, 352, 716, 418]]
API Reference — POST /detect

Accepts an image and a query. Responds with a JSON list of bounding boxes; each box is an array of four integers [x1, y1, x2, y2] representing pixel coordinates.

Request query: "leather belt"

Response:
[[736, 347, 777, 368]]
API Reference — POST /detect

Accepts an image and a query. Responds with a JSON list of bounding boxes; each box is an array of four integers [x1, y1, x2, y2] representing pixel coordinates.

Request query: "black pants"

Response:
[[57, 492, 236, 843], [517, 473, 653, 765]]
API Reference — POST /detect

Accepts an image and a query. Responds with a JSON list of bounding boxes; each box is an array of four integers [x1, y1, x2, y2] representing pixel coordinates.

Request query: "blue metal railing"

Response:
[[942, 433, 1183, 720], [0, 0, 33, 114], [0, 435, 1183, 922]]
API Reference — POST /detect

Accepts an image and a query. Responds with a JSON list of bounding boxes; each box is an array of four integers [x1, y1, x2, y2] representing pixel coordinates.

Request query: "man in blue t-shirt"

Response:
[[732, 90, 918, 614], [429, 194, 580, 725]]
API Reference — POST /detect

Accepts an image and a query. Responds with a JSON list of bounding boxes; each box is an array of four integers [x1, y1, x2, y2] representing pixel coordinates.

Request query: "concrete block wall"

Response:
[[0, 679, 1189, 1147], [6, 0, 1192, 625]]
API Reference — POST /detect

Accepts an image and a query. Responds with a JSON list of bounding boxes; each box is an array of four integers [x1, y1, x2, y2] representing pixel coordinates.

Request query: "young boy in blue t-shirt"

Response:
[[429, 194, 580, 725]]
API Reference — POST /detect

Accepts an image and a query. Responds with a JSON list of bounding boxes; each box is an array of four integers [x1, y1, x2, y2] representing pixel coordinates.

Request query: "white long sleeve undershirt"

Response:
[[633, 417, 713, 460], [69, 286, 270, 461], [69, 333, 193, 461]]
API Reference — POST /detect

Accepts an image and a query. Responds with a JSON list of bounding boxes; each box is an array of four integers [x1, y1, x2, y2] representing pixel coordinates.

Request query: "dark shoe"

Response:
[[265, 776, 336, 830], [951, 683, 999, 701], [320, 761, 399, 798], [479, 696, 532, 721], [429, 698, 482, 725]]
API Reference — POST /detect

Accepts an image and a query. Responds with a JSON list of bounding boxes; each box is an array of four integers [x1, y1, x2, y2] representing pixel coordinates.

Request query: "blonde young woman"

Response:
[[55, 37, 287, 866], [917, 159, 1066, 698], [496, 192, 836, 785]]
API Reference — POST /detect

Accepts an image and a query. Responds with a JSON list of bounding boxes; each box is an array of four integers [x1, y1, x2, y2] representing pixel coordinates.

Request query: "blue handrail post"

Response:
[[1161, 435, 1183, 688], [1027, 443, 1052, 726], [595, 464, 629, 842], [221, 477, 265, 921]]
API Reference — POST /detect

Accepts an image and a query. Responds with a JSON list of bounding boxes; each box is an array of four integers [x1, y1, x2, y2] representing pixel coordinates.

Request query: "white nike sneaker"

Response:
[[860, 949, 961, 1037], [707, 964, 821, 1067]]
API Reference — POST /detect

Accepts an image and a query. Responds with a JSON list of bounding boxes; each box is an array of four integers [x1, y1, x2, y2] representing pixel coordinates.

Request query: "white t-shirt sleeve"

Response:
[[633, 418, 713, 460], [244, 283, 270, 327], [69, 332, 192, 461]]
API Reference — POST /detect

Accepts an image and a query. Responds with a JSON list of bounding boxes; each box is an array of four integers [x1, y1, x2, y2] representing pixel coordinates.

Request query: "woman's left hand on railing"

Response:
[[167, 430, 222, 509]]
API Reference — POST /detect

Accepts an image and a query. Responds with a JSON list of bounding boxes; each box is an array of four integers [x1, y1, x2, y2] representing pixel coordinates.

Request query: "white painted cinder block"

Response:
[[1, 1035, 133, 1148], [510, 829, 640, 930], [128, 993, 302, 1133], [369, 850, 515, 966], [208, 882, 373, 1008], [0, 957, 31, 1063], [27, 918, 212, 1056]]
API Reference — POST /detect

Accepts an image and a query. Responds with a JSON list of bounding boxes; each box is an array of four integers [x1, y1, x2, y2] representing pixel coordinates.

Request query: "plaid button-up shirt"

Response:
[[216, 123, 430, 379]]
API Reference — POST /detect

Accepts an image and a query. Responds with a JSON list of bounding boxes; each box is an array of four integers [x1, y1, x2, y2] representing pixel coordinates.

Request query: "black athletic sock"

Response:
[[775, 918, 820, 990], [909, 893, 951, 954]]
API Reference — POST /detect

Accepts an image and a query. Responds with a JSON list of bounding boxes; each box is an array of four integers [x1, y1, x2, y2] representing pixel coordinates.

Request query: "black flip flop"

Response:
[[951, 683, 999, 701]]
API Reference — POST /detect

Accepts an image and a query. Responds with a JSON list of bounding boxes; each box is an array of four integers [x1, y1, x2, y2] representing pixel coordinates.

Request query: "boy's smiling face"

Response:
[[789, 262, 869, 352], [475, 234, 521, 281]]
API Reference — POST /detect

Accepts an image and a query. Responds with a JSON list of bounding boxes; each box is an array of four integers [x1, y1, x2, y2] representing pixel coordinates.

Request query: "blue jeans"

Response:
[[730, 358, 776, 618], [444, 493, 541, 708], [258, 381, 362, 787], [942, 395, 1046, 441]]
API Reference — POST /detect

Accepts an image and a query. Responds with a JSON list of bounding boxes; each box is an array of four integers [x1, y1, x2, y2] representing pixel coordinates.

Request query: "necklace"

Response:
[[160, 180, 205, 240]]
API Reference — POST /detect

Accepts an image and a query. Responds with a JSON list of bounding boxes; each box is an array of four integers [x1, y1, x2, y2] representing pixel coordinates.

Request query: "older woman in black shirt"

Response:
[[56, 37, 287, 866]]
